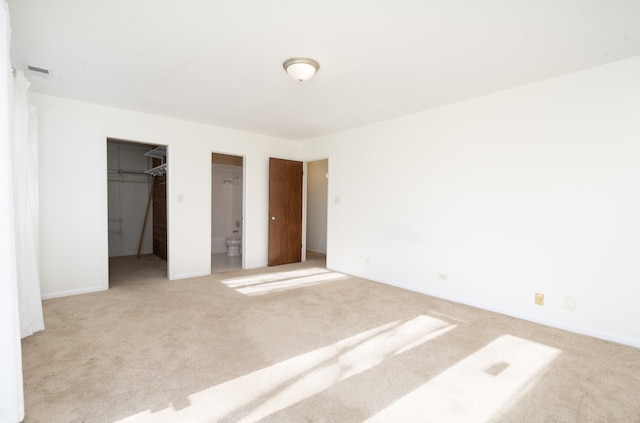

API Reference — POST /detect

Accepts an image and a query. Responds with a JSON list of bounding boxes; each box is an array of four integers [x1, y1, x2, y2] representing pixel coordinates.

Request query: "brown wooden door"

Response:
[[268, 158, 303, 266]]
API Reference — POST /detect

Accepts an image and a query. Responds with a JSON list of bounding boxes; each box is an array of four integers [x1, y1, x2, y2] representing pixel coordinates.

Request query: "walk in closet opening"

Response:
[[107, 139, 168, 284]]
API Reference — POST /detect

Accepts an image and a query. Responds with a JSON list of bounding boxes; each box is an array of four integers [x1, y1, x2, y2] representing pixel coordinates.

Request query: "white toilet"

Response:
[[225, 237, 241, 256]]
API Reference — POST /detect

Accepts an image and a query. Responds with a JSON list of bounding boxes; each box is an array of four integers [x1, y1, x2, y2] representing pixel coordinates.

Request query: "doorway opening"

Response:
[[107, 138, 168, 286], [211, 152, 244, 273], [266, 157, 328, 267], [305, 159, 328, 266]]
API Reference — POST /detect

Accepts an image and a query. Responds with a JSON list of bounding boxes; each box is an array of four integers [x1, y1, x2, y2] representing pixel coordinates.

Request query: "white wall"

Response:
[[33, 93, 298, 298], [306, 159, 328, 254], [301, 56, 640, 347]]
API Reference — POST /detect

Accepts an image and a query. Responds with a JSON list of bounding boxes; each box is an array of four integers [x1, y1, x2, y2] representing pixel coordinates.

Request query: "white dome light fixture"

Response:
[[283, 57, 320, 82]]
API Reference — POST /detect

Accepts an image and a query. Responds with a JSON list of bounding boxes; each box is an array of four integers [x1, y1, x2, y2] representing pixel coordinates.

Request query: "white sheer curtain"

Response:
[[2, 0, 44, 420], [12, 70, 44, 338], [1, 1, 25, 421]]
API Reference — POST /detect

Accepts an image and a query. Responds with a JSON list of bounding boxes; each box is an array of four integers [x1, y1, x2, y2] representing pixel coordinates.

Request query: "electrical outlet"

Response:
[[535, 293, 544, 306], [437, 272, 448, 281], [563, 296, 577, 311], [364, 257, 370, 267]]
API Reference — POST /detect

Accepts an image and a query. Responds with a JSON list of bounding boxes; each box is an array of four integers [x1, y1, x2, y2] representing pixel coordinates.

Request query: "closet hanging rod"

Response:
[[107, 169, 150, 175]]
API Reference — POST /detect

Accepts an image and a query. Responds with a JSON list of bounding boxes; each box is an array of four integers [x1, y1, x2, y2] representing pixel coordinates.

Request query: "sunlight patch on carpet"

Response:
[[115, 315, 456, 422], [365, 334, 561, 423], [220, 267, 348, 295]]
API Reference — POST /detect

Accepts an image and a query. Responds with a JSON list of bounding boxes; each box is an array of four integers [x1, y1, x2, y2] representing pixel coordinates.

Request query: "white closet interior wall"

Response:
[[107, 142, 154, 257]]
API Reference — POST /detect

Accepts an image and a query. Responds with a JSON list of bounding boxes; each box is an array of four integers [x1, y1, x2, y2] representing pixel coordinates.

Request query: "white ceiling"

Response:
[[7, 0, 640, 141]]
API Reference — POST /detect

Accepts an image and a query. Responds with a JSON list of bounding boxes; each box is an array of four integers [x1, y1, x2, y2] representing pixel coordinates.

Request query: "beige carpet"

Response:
[[21, 253, 640, 422]]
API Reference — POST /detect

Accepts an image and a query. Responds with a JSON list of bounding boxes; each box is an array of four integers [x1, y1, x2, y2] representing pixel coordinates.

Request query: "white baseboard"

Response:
[[245, 262, 268, 270], [41, 286, 105, 300], [29, 322, 45, 333], [307, 248, 327, 254], [350, 272, 640, 349], [170, 270, 210, 280], [403, 281, 639, 348]]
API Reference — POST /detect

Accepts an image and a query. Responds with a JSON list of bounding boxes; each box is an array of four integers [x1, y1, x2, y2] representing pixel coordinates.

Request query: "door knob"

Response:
[[271, 216, 276, 220]]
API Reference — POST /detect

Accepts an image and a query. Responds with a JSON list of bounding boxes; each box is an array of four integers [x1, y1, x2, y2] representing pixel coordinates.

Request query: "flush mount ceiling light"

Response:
[[283, 57, 320, 82]]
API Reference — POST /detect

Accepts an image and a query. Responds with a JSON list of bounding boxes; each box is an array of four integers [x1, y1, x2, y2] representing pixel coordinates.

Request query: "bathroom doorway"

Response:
[[211, 152, 244, 273], [305, 159, 328, 266], [106, 138, 168, 285]]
